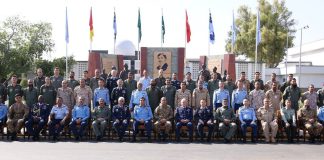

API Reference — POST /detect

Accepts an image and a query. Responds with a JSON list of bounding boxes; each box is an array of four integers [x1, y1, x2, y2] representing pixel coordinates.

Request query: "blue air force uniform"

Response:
[[70, 105, 90, 139], [175, 106, 193, 141], [171, 80, 181, 90], [25, 102, 50, 138], [112, 105, 131, 140], [133, 105, 153, 140]]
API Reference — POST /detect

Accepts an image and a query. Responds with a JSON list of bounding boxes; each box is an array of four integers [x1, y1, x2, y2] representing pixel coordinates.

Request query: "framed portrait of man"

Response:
[[153, 51, 172, 78]]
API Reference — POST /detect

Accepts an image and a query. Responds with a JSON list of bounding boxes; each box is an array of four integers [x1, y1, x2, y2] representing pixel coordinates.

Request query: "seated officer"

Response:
[[112, 97, 130, 142], [195, 99, 214, 142], [257, 98, 278, 143], [92, 98, 110, 141], [318, 104, 324, 125], [0, 96, 8, 132], [48, 97, 69, 141], [298, 99, 323, 143], [239, 98, 257, 143], [154, 97, 173, 141], [215, 99, 237, 143], [25, 95, 50, 141], [132, 97, 153, 142], [7, 94, 29, 141], [175, 98, 193, 142], [70, 96, 90, 141], [281, 99, 296, 143]]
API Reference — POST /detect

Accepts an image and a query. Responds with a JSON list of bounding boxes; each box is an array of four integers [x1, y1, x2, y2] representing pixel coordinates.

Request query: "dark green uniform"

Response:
[[146, 86, 163, 111], [283, 86, 301, 110], [23, 87, 38, 108], [208, 79, 219, 104], [33, 76, 45, 92], [184, 79, 196, 93], [156, 77, 166, 89], [40, 84, 57, 107], [7, 84, 23, 106], [90, 77, 100, 92], [161, 85, 177, 109], [123, 79, 137, 105], [224, 81, 236, 99], [0, 83, 6, 101], [68, 79, 79, 91], [50, 76, 64, 91]]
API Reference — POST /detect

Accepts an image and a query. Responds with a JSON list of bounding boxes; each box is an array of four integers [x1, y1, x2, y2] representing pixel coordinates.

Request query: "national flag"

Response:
[[209, 12, 215, 44], [65, 7, 69, 44], [113, 10, 117, 41], [162, 14, 165, 43], [89, 7, 94, 42], [137, 8, 142, 43], [186, 10, 191, 43], [256, 10, 261, 45]]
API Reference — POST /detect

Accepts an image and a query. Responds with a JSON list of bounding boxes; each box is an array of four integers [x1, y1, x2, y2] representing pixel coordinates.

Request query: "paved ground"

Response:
[[0, 140, 323, 160]]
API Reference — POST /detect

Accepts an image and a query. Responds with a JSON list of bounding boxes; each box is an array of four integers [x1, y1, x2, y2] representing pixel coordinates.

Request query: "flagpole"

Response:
[[114, 7, 116, 55], [65, 6, 69, 79], [65, 42, 68, 79], [255, 9, 260, 72], [161, 8, 163, 48]]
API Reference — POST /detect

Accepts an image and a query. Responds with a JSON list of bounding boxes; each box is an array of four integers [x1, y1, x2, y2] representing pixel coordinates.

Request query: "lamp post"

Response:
[[298, 25, 309, 87]]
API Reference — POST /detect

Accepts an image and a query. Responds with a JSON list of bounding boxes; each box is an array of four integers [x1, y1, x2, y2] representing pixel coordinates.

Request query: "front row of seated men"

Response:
[[3, 94, 324, 143]]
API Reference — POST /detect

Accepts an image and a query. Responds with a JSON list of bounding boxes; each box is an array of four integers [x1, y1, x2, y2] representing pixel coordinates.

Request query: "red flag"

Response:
[[89, 7, 94, 42], [186, 10, 191, 43]]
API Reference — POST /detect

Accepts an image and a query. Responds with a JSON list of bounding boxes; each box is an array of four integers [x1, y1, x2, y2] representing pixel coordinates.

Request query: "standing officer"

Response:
[[298, 99, 323, 143], [112, 97, 130, 141], [33, 68, 45, 92], [257, 98, 278, 143], [106, 70, 120, 96], [123, 72, 137, 105], [174, 82, 192, 107], [171, 73, 181, 90], [155, 69, 166, 89], [192, 80, 210, 110], [7, 75, 23, 106], [129, 82, 149, 111], [215, 99, 237, 143], [175, 98, 193, 142], [232, 80, 248, 114], [111, 79, 127, 106], [57, 80, 74, 110], [23, 79, 38, 108], [40, 77, 57, 107], [48, 97, 69, 141], [74, 79, 92, 108], [25, 95, 50, 141], [239, 99, 257, 143], [70, 96, 90, 141], [281, 99, 296, 143], [90, 69, 101, 92], [67, 71, 79, 91], [93, 78, 110, 108], [161, 78, 177, 110], [249, 81, 265, 111], [207, 73, 219, 104], [154, 97, 173, 141], [265, 82, 282, 112], [195, 99, 214, 142], [132, 97, 153, 142], [119, 63, 130, 81], [7, 94, 29, 140], [184, 72, 196, 94], [92, 98, 110, 141], [146, 79, 163, 112], [283, 78, 301, 111], [213, 81, 231, 110], [50, 67, 64, 91]]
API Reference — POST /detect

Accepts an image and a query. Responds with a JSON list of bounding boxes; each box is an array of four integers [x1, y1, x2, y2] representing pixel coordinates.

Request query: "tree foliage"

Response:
[[0, 16, 54, 78], [225, 0, 296, 68], [35, 56, 76, 77]]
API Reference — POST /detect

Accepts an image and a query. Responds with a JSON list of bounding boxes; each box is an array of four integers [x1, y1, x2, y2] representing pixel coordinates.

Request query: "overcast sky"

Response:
[[0, 0, 323, 61]]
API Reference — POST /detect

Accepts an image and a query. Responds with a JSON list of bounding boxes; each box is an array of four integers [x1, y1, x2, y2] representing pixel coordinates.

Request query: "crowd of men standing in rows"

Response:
[[0, 63, 324, 143]]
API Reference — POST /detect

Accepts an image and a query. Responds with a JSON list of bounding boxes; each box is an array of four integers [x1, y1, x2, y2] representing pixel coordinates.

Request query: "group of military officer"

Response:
[[0, 64, 324, 143]]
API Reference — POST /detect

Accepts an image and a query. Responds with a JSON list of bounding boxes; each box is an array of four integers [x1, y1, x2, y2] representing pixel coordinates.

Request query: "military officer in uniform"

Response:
[[67, 71, 79, 91], [215, 99, 237, 143], [112, 97, 130, 141], [155, 69, 166, 89], [7, 94, 29, 140], [257, 98, 278, 143], [23, 79, 38, 108], [175, 98, 193, 142], [123, 72, 137, 104], [74, 79, 92, 107], [7, 75, 23, 106], [280, 99, 296, 143], [195, 99, 214, 142], [119, 63, 130, 81], [174, 82, 192, 107], [161, 78, 177, 110], [213, 81, 231, 110], [232, 80, 248, 114], [111, 79, 127, 106], [298, 99, 323, 143], [40, 77, 57, 107], [106, 70, 120, 96], [92, 98, 110, 141], [146, 79, 163, 112], [207, 73, 219, 104], [154, 97, 173, 141], [132, 97, 153, 142], [48, 97, 69, 141], [129, 82, 149, 111], [33, 68, 45, 92], [239, 99, 257, 143], [90, 69, 101, 92], [25, 95, 50, 141], [184, 72, 196, 93], [50, 67, 64, 91], [70, 96, 90, 141], [93, 78, 110, 108], [192, 80, 210, 110], [0, 96, 7, 131], [57, 80, 74, 110], [171, 73, 181, 90], [283, 78, 301, 111]]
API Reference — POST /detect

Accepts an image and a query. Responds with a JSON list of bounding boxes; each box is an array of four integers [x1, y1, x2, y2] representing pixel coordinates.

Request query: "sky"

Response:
[[0, 0, 324, 61]]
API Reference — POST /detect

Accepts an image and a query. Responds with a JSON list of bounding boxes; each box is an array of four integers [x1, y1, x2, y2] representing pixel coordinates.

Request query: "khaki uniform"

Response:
[[257, 107, 278, 142], [174, 89, 191, 108], [74, 86, 92, 106], [7, 103, 29, 133], [301, 91, 318, 110], [192, 88, 210, 109], [57, 87, 74, 109], [154, 104, 173, 133], [265, 89, 282, 112], [215, 106, 237, 140], [297, 107, 323, 136], [249, 89, 265, 110]]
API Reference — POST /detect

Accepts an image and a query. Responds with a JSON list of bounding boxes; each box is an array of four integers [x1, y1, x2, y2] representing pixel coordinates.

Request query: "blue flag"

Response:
[[256, 10, 261, 45], [113, 10, 117, 41], [65, 7, 69, 44], [231, 11, 237, 46], [209, 12, 215, 44]]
